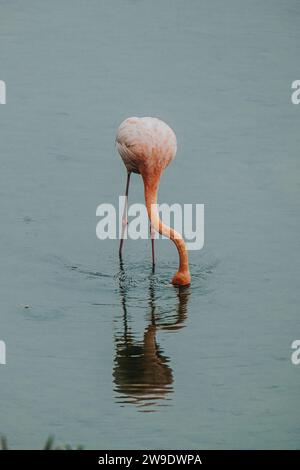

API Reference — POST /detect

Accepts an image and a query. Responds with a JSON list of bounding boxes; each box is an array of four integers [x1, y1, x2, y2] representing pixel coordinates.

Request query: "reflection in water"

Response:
[[113, 260, 190, 412]]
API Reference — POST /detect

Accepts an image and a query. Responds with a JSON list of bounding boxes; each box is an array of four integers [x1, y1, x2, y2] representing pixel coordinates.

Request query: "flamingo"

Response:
[[116, 116, 191, 286]]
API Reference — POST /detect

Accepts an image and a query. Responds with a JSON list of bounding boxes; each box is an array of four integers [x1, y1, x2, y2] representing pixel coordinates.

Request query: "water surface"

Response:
[[0, 0, 300, 449]]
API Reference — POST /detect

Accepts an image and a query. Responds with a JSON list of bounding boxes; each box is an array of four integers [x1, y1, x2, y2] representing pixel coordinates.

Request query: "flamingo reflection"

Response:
[[113, 260, 190, 411]]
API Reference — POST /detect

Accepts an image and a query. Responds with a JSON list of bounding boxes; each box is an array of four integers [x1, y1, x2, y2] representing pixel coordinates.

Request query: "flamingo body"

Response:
[[116, 117, 177, 176], [116, 116, 191, 286]]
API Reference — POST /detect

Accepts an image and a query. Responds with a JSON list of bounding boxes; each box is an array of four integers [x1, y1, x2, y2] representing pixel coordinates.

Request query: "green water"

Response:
[[0, 0, 300, 449]]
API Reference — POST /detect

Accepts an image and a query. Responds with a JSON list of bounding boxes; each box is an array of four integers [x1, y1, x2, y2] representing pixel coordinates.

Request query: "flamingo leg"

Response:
[[119, 172, 131, 257], [150, 222, 155, 267]]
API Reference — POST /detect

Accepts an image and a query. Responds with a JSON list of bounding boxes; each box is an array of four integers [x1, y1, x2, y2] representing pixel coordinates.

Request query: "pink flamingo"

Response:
[[116, 116, 191, 286]]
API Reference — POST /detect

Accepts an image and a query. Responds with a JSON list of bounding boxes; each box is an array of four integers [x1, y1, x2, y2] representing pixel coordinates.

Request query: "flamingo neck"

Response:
[[142, 172, 191, 286]]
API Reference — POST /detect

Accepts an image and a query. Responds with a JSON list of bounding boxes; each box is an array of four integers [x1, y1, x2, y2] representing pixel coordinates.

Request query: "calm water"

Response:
[[1, 0, 300, 449]]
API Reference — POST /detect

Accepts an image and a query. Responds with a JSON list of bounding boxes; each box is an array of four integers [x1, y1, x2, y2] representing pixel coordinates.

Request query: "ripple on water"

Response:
[[110, 253, 218, 412], [55, 252, 217, 413]]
